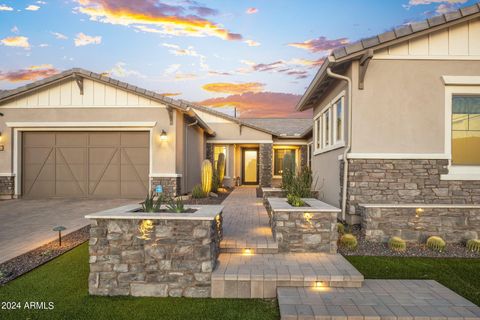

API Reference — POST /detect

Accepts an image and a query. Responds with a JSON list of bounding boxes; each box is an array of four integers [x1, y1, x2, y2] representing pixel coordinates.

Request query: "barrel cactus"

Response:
[[466, 239, 480, 253], [201, 159, 213, 194], [217, 153, 226, 185], [340, 233, 358, 250], [388, 236, 406, 252], [426, 236, 446, 252]]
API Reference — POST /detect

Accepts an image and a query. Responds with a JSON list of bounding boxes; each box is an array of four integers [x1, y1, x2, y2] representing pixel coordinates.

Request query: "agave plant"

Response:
[[426, 236, 446, 252], [388, 236, 406, 252], [166, 198, 186, 213], [466, 239, 480, 253], [141, 192, 163, 213]]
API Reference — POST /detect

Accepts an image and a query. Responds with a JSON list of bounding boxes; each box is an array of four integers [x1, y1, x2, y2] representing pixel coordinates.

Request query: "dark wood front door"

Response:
[[242, 148, 259, 185]]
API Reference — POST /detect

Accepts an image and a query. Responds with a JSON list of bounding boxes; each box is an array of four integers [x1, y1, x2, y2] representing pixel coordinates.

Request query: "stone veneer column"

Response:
[[259, 143, 272, 187], [150, 176, 182, 196], [206, 143, 214, 163], [300, 145, 308, 168], [0, 176, 14, 200]]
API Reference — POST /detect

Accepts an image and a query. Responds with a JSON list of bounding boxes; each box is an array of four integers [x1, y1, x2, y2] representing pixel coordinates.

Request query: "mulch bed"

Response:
[[183, 187, 232, 205], [339, 225, 480, 258], [0, 226, 90, 285]]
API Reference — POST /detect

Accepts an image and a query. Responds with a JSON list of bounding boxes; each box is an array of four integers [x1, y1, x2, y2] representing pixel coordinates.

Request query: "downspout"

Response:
[[326, 68, 352, 222]]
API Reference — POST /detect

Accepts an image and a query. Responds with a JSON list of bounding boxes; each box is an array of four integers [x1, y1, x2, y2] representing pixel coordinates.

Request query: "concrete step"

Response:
[[211, 253, 364, 298], [277, 280, 480, 320]]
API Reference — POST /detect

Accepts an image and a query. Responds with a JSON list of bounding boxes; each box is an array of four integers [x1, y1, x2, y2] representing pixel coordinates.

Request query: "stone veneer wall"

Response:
[[151, 177, 182, 196], [259, 143, 273, 187], [0, 176, 14, 199], [300, 145, 308, 168], [89, 216, 222, 297], [360, 206, 480, 243], [270, 210, 338, 253], [206, 143, 214, 163], [344, 159, 480, 215]]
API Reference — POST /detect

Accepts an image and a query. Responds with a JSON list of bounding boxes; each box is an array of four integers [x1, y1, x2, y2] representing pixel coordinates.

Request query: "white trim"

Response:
[[206, 140, 273, 144], [442, 76, 480, 86], [314, 141, 345, 156], [150, 173, 183, 178], [374, 55, 480, 61], [6, 121, 157, 128], [273, 140, 308, 145], [0, 173, 15, 177], [340, 153, 450, 160]]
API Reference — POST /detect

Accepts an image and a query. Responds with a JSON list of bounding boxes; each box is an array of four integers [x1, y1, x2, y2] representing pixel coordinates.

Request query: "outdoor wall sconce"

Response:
[[137, 219, 154, 240], [0, 132, 4, 151], [160, 130, 168, 141]]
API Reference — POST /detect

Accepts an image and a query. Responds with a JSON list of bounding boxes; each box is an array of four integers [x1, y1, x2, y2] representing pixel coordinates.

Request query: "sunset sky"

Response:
[[1, 0, 477, 118]]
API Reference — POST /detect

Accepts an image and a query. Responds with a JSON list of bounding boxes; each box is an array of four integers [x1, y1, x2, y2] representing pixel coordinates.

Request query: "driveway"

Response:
[[0, 198, 138, 264]]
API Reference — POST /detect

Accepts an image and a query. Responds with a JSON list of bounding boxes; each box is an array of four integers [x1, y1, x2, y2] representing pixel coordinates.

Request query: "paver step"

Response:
[[220, 238, 279, 254], [211, 253, 364, 298], [277, 280, 480, 320]]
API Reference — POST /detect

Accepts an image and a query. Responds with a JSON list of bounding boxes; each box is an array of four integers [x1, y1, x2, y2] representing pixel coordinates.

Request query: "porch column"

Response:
[[259, 143, 272, 187]]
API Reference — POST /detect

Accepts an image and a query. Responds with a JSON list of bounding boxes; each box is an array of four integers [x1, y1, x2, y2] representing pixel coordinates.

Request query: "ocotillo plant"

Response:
[[201, 159, 213, 194]]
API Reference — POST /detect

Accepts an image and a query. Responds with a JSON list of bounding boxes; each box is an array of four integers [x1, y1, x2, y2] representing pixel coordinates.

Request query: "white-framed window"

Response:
[[313, 91, 345, 154], [213, 145, 228, 176], [442, 80, 480, 180]]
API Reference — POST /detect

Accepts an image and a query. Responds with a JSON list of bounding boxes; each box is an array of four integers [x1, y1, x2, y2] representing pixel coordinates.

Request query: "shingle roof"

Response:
[[331, 2, 480, 60], [241, 118, 312, 137]]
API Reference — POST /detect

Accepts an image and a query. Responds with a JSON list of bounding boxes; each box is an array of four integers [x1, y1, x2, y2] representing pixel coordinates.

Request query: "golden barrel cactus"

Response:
[[426, 236, 446, 252], [201, 159, 213, 194]]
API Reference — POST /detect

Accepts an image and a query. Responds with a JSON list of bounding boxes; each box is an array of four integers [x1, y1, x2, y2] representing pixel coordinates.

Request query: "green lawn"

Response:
[[0, 243, 279, 320], [1, 245, 479, 320], [346, 256, 480, 306]]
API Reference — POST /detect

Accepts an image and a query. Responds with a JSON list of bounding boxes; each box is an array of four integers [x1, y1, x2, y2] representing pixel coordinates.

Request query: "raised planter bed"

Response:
[[267, 198, 340, 253], [85, 204, 223, 298]]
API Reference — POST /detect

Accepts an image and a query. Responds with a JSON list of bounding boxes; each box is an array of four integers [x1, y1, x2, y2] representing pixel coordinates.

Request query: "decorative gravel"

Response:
[[339, 225, 480, 258], [0, 226, 90, 285]]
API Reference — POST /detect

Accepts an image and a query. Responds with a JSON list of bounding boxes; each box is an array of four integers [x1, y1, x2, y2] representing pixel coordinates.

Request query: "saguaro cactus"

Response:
[[217, 153, 225, 185], [201, 159, 213, 194]]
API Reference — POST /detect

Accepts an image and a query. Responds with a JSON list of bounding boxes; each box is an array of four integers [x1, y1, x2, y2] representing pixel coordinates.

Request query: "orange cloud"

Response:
[[245, 39, 260, 47], [288, 36, 349, 53], [75, 0, 242, 41], [199, 92, 311, 118], [0, 65, 59, 82], [74, 32, 102, 46], [289, 57, 325, 67], [202, 82, 264, 95], [1, 36, 30, 49], [246, 7, 258, 14], [160, 92, 181, 97]]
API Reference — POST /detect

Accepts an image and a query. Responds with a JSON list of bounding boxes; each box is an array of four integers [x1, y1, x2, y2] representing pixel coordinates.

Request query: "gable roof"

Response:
[[297, 2, 480, 111], [0, 68, 215, 136], [241, 118, 312, 137]]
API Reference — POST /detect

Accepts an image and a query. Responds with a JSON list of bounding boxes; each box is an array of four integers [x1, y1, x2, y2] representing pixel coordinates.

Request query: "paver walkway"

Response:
[[221, 186, 277, 253], [0, 198, 135, 263], [278, 280, 480, 320]]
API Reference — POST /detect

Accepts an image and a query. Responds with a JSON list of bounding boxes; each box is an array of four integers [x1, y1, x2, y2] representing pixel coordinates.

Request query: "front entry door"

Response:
[[242, 148, 259, 185]]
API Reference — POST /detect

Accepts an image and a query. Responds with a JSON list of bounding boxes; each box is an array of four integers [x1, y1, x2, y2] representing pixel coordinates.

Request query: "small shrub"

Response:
[[287, 194, 305, 207], [426, 236, 446, 252], [340, 233, 358, 250], [388, 236, 406, 252], [337, 223, 345, 235], [466, 239, 480, 253], [166, 198, 186, 213], [192, 184, 205, 199], [141, 192, 163, 212]]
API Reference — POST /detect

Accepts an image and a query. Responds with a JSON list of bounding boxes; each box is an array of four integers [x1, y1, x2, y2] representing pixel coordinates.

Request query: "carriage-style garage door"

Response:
[[22, 131, 149, 198]]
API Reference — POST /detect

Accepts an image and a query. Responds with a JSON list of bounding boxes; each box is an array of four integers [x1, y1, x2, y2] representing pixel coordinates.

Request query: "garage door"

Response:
[[22, 131, 149, 198]]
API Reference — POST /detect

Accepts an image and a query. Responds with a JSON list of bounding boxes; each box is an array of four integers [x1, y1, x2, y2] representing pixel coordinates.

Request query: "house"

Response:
[[0, 69, 311, 199], [297, 3, 480, 241]]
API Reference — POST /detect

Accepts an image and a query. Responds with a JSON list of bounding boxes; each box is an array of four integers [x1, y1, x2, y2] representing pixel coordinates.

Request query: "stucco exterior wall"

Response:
[[206, 123, 272, 141], [184, 123, 205, 193], [352, 59, 480, 153]]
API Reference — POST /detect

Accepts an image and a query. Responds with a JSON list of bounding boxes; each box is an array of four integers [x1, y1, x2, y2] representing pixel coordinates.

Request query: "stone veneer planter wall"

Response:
[[0, 175, 14, 199], [360, 204, 480, 243], [151, 176, 182, 196], [267, 198, 340, 253], [86, 204, 223, 297]]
